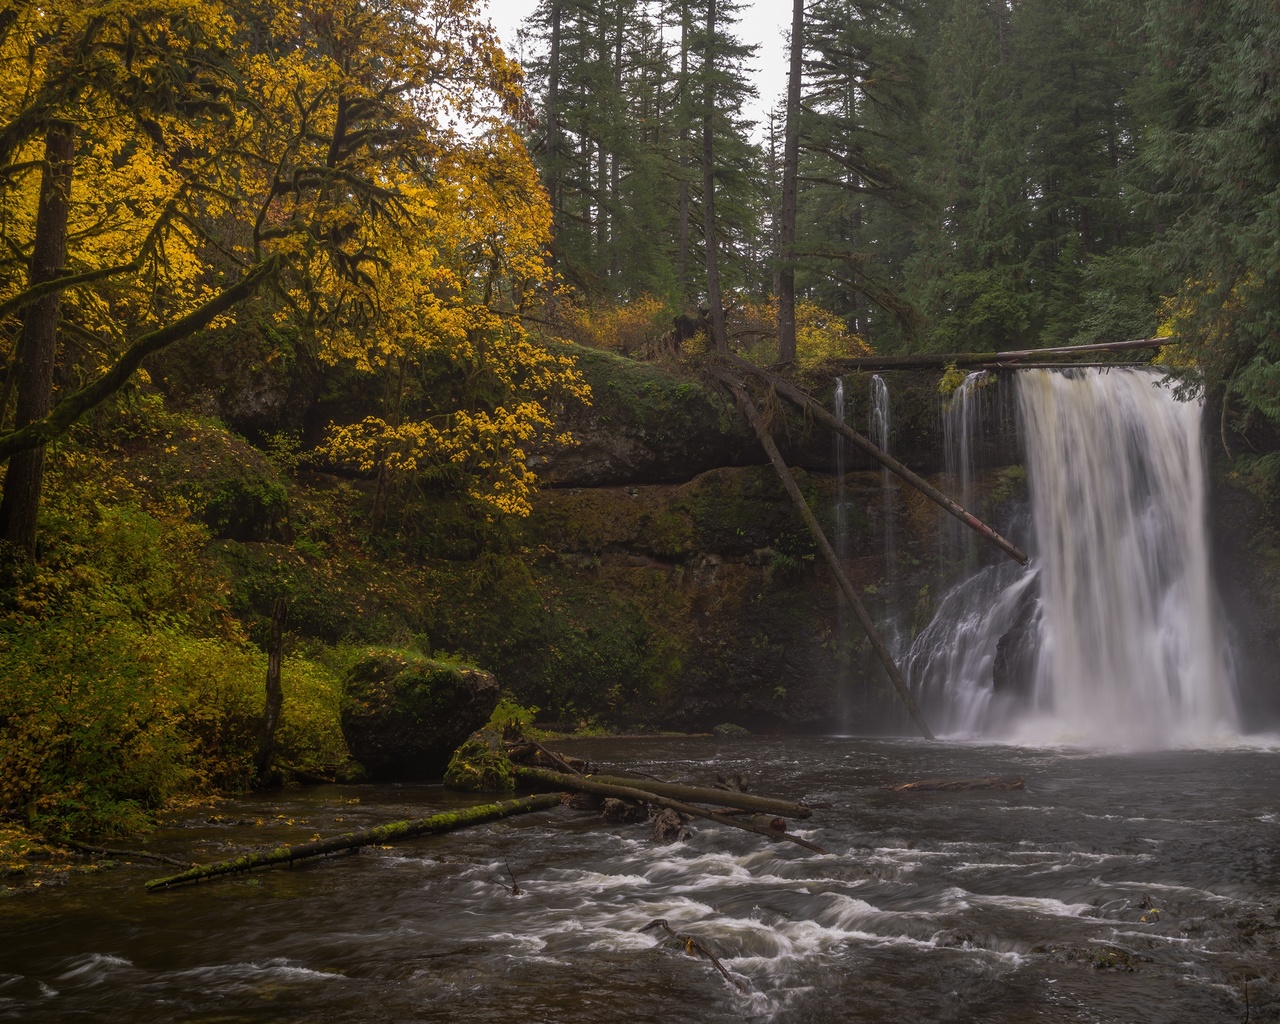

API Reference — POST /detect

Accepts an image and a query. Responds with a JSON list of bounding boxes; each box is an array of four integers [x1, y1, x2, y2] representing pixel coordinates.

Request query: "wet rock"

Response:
[[601, 798, 647, 824], [992, 576, 1040, 699], [712, 724, 752, 739], [651, 808, 687, 843], [341, 651, 499, 781]]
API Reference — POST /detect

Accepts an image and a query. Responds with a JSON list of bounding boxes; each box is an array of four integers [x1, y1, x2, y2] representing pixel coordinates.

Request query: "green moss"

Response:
[[984, 464, 1028, 515], [443, 730, 514, 793]]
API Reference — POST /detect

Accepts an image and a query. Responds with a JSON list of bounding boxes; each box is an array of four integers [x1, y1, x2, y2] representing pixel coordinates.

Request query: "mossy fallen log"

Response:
[[145, 793, 566, 891], [514, 767, 827, 854]]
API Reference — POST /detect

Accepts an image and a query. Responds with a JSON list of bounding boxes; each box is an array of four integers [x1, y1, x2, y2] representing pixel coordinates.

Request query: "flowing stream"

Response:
[[2, 739, 1276, 1023], [3, 368, 1272, 1022]]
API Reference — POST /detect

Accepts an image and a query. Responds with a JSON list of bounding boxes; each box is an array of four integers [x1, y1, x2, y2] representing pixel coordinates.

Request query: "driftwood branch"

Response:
[[145, 793, 566, 891], [52, 839, 194, 868], [726, 357, 1029, 567], [831, 337, 1163, 371], [641, 918, 747, 991], [715, 370, 936, 740], [514, 767, 827, 854]]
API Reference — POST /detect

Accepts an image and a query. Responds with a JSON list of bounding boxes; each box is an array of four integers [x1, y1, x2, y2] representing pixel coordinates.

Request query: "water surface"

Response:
[[2, 737, 1276, 1023]]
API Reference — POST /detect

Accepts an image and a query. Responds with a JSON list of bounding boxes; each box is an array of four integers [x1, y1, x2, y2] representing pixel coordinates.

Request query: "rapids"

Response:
[[1, 738, 1276, 1023]]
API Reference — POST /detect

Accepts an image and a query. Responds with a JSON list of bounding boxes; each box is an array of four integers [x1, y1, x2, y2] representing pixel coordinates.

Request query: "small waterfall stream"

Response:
[[908, 368, 1238, 748], [868, 376, 898, 638]]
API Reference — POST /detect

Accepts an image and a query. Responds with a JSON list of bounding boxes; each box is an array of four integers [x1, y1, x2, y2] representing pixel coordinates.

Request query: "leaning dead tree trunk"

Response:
[[832, 337, 1162, 372], [716, 371, 935, 741], [145, 793, 565, 891], [728, 357, 1029, 567], [514, 767, 827, 854]]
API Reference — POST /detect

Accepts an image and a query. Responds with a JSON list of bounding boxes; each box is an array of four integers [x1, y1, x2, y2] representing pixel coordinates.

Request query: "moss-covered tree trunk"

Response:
[[146, 793, 566, 890]]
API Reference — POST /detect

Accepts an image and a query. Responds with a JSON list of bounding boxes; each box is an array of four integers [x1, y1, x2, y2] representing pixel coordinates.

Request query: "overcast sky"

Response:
[[481, 0, 789, 129]]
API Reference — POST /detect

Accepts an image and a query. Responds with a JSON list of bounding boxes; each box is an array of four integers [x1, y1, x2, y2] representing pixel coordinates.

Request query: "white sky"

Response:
[[481, 0, 789, 130]]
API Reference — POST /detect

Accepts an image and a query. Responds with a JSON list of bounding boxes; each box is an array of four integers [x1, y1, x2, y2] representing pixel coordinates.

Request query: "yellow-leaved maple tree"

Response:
[[318, 126, 588, 525], [0, 0, 584, 556]]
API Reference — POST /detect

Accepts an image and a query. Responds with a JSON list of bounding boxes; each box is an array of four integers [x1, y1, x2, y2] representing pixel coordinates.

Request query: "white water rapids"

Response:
[[907, 368, 1238, 748]]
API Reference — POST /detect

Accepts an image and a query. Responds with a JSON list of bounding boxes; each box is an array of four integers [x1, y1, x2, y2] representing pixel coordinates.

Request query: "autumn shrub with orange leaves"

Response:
[[555, 294, 675, 357]]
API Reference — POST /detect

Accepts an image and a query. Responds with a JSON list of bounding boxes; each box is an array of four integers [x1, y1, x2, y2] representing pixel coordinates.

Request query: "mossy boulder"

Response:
[[340, 651, 500, 781], [443, 729, 514, 793]]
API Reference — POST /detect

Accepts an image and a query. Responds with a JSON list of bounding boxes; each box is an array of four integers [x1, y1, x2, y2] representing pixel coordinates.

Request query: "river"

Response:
[[2, 736, 1276, 1023]]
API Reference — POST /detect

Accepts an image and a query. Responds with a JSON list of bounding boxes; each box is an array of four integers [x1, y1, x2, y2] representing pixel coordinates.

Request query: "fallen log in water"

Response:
[[514, 767, 828, 854], [553, 769, 814, 819], [144, 793, 566, 891], [887, 776, 1025, 792]]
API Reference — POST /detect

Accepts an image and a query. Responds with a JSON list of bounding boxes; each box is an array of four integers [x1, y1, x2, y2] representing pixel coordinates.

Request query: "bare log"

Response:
[[831, 337, 1163, 372], [566, 770, 812, 819], [514, 766, 828, 854], [725, 358, 1029, 567], [887, 776, 1025, 792], [145, 793, 566, 891], [715, 373, 936, 740]]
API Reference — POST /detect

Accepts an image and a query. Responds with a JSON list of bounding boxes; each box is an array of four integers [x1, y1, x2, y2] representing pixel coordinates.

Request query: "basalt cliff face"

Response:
[[163, 342, 1279, 735]]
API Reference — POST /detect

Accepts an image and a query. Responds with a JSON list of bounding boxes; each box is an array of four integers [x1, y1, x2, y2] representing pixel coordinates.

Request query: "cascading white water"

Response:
[[868, 375, 896, 580], [908, 367, 1238, 748], [1016, 368, 1236, 746], [833, 377, 855, 726]]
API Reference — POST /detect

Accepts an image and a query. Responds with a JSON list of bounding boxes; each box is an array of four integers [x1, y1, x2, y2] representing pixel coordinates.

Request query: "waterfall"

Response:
[[907, 368, 1237, 748], [869, 376, 900, 651], [833, 377, 856, 728]]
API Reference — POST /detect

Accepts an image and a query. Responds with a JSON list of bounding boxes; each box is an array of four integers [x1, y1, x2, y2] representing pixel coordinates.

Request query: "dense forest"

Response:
[[1, 0, 1278, 841], [516, 0, 1280, 439]]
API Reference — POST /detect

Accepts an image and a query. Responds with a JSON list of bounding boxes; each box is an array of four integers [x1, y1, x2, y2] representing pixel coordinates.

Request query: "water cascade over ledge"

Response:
[[907, 368, 1238, 748]]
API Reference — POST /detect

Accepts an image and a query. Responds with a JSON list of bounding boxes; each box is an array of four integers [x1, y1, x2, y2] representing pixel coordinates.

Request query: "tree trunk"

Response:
[[832, 337, 1162, 372], [0, 124, 75, 559], [715, 371, 936, 740], [546, 0, 561, 238], [254, 597, 288, 783], [677, 1, 691, 302], [701, 0, 727, 353], [514, 767, 826, 854], [777, 0, 803, 364], [145, 793, 566, 891], [730, 356, 1030, 566], [522, 768, 812, 818]]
